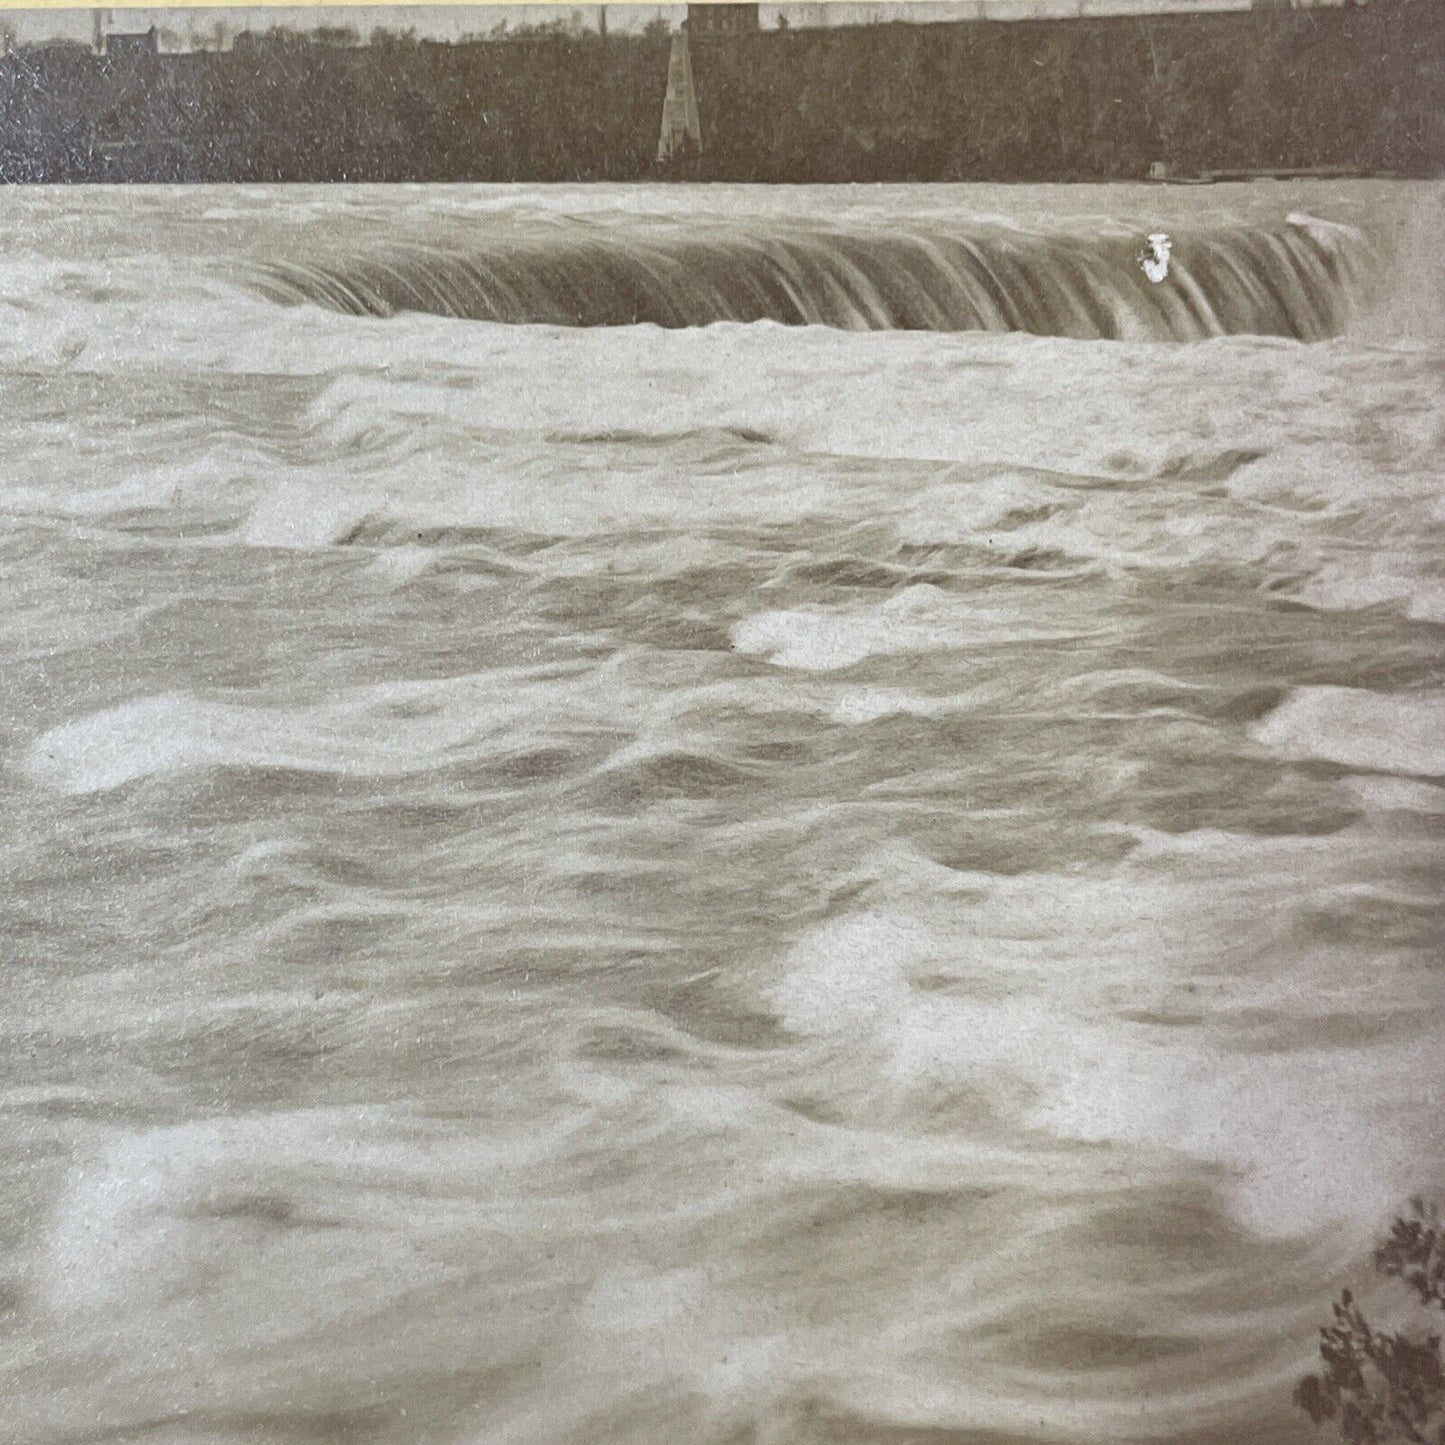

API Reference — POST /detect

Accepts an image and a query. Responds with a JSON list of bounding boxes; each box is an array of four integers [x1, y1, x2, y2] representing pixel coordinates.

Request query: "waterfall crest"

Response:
[[247, 214, 1381, 341]]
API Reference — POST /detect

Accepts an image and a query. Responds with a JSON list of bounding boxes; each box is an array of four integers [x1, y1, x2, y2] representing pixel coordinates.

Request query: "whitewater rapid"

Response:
[[0, 182, 1441, 1445]]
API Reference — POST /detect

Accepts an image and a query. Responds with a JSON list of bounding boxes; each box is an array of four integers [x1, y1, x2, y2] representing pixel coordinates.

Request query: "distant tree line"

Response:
[[689, 1, 1442, 181], [0, 2, 1439, 184]]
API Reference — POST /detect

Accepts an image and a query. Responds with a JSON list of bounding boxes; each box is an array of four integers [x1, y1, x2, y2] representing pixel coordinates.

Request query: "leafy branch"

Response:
[[1296, 1201, 1445, 1445]]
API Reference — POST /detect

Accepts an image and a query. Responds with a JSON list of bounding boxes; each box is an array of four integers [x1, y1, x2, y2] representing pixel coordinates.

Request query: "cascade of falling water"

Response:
[[246, 215, 1382, 341]]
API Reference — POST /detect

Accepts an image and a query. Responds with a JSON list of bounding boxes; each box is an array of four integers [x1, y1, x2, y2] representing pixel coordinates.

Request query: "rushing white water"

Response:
[[0, 181, 1442, 1445]]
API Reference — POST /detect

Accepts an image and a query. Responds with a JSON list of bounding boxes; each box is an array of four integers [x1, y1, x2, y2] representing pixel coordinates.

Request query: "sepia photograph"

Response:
[[0, 1, 1442, 1441]]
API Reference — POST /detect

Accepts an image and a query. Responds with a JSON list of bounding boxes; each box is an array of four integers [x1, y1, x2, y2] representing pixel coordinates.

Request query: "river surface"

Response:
[[1, 181, 1442, 1445]]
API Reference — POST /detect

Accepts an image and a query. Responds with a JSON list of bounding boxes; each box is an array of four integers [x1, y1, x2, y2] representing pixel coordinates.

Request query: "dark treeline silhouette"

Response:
[[0, 2, 1440, 184]]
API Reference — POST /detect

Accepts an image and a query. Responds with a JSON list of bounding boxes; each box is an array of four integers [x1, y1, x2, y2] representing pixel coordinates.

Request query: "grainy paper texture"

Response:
[[1, 6, 1442, 1443]]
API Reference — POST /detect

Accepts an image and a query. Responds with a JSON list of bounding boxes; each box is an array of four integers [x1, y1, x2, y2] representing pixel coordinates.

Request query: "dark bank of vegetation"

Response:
[[1298, 1199, 1445, 1444], [0, 1, 1440, 184]]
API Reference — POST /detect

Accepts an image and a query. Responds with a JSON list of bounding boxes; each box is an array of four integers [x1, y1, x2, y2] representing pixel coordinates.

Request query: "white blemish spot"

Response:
[[1138, 232, 1172, 284]]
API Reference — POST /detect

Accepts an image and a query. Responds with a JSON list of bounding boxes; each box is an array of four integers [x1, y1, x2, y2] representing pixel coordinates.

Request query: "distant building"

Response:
[[91, 11, 161, 60], [102, 27, 159, 62], [686, 4, 761, 36]]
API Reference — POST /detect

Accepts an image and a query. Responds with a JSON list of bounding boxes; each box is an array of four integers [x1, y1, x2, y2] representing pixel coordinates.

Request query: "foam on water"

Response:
[[769, 829, 1444, 1237], [1254, 687, 1445, 777], [731, 584, 1095, 671], [24, 664, 655, 795]]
